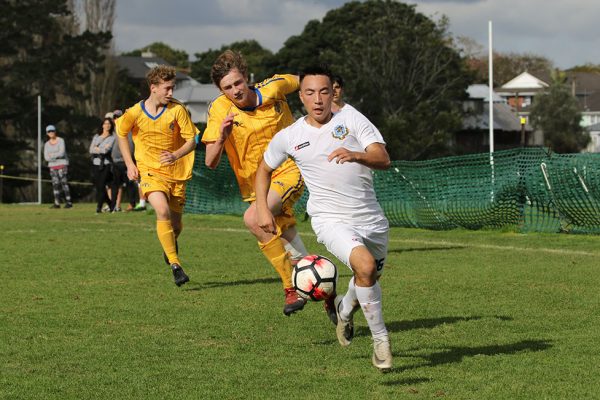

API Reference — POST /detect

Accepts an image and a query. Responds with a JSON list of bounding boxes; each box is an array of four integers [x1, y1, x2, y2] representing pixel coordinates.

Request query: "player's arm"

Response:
[[115, 110, 138, 180], [204, 112, 236, 169], [327, 143, 391, 170], [159, 139, 196, 165], [255, 160, 277, 235], [117, 136, 138, 180]]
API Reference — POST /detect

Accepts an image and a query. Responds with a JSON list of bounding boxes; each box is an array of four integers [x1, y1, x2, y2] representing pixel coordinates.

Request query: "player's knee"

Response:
[[243, 207, 259, 231]]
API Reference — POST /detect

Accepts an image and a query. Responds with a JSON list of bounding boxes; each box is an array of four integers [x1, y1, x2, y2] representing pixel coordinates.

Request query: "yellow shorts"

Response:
[[139, 173, 187, 214], [247, 168, 304, 233]]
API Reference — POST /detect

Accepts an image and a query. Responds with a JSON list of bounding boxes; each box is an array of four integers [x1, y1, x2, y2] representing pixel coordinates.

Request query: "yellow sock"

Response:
[[156, 220, 180, 265], [259, 235, 293, 290]]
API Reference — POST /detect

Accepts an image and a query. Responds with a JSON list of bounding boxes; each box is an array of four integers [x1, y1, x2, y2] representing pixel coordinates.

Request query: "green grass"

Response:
[[1, 204, 600, 399]]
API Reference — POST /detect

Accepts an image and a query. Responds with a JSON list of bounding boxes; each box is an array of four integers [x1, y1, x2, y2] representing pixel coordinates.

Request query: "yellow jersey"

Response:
[[202, 74, 299, 201], [116, 99, 198, 182]]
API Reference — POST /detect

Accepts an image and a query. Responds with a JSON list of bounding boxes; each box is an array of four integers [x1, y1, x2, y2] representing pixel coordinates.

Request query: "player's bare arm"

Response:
[[117, 135, 139, 180], [205, 112, 237, 169], [160, 138, 196, 166], [255, 160, 277, 235], [327, 143, 391, 170]]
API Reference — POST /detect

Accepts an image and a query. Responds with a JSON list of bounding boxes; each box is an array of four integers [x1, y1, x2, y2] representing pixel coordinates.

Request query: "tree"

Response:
[[456, 37, 554, 86], [122, 42, 189, 69], [273, 0, 473, 160], [529, 74, 589, 153], [191, 40, 274, 84], [0, 0, 110, 202]]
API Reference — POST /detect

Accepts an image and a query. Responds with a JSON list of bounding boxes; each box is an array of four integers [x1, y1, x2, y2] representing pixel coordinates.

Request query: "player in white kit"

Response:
[[255, 66, 393, 371]]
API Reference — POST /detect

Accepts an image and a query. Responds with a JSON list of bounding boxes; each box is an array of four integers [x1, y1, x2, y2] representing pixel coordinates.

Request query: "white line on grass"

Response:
[[6, 221, 600, 257]]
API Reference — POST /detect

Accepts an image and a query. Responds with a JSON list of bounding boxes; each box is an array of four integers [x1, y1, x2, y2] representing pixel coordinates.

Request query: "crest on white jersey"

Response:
[[332, 124, 349, 140]]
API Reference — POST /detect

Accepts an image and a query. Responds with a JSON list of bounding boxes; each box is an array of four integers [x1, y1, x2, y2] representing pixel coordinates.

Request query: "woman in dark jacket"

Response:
[[89, 118, 116, 213]]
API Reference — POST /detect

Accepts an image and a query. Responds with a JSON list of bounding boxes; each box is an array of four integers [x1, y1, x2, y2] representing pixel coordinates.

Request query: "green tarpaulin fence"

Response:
[[185, 147, 600, 234]]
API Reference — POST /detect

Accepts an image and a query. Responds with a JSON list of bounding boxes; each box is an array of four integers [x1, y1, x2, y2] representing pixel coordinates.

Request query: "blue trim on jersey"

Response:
[[140, 100, 167, 120], [239, 88, 263, 112]]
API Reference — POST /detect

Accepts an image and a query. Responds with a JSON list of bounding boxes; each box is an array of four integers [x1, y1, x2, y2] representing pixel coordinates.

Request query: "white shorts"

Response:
[[311, 217, 389, 276]]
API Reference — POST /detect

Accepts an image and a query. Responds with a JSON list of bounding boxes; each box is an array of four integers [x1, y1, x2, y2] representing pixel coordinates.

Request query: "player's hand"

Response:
[[328, 147, 360, 164], [257, 209, 277, 235], [219, 112, 237, 142], [160, 150, 177, 165], [126, 164, 139, 181]]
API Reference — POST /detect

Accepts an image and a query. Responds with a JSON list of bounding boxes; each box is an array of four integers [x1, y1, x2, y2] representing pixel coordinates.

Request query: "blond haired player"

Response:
[[116, 65, 198, 287], [202, 50, 309, 316]]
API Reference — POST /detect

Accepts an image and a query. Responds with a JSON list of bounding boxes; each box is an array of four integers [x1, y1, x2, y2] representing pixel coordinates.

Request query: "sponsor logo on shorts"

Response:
[[332, 124, 349, 140], [294, 141, 310, 151], [272, 181, 284, 187]]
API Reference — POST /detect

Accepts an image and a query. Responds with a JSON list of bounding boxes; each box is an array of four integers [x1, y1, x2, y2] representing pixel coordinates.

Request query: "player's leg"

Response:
[[244, 190, 304, 315], [349, 222, 392, 371], [145, 181, 187, 286]]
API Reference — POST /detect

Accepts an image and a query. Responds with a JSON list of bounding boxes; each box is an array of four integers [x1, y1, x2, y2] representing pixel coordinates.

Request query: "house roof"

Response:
[[116, 56, 190, 81], [173, 81, 220, 103], [497, 71, 549, 92], [467, 84, 504, 102], [463, 102, 529, 132]]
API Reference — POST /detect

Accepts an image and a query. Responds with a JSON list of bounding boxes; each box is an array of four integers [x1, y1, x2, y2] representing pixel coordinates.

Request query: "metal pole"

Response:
[[488, 21, 494, 154], [38, 95, 42, 204], [488, 21, 495, 201], [0, 165, 4, 203]]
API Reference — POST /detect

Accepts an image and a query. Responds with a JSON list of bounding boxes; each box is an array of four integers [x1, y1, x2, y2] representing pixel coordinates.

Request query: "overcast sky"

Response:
[[113, 0, 600, 69]]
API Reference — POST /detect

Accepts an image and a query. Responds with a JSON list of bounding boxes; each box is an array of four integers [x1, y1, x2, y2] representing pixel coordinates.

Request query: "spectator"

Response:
[[89, 118, 116, 213], [43, 125, 73, 209]]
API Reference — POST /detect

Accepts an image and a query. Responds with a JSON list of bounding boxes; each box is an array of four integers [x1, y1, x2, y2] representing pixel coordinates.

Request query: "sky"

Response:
[[113, 0, 600, 69]]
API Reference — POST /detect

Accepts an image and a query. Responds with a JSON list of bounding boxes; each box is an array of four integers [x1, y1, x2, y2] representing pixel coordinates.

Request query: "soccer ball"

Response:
[[292, 255, 337, 301]]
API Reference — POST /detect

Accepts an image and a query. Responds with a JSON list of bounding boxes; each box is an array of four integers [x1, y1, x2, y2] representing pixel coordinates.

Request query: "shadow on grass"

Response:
[[184, 277, 280, 291], [355, 315, 513, 338], [388, 246, 466, 253], [381, 377, 430, 386]]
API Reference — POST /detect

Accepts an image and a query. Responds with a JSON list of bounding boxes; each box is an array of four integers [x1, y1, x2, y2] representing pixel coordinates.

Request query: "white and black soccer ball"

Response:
[[292, 255, 337, 301]]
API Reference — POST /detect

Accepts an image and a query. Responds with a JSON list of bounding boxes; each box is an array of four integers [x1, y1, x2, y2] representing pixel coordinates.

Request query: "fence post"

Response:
[[0, 165, 4, 203]]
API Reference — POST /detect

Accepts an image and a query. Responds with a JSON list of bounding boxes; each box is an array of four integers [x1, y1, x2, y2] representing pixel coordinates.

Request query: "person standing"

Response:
[[90, 118, 116, 213], [115, 65, 198, 287], [255, 66, 393, 371], [202, 50, 309, 316], [43, 125, 73, 209]]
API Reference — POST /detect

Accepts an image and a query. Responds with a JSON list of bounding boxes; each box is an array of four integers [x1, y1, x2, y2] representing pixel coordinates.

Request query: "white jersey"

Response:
[[263, 108, 386, 225]]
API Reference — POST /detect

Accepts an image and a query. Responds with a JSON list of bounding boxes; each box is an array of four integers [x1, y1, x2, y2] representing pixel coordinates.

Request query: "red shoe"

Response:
[[323, 291, 338, 325], [283, 288, 306, 316]]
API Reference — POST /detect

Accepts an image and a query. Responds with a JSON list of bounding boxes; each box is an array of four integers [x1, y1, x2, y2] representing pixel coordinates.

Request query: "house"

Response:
[[172, 80, 220, 124], [497, 70, 600, 152], [455, 84, 534, 153], [116, 54, 193, 99]]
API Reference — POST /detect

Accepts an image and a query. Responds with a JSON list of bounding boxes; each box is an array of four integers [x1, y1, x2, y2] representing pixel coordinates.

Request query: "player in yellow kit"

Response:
[[116, 65, 198, 287], [202, 50, 309, 316]]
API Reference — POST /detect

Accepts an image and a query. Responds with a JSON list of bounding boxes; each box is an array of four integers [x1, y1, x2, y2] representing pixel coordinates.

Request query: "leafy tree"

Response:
[[567, 63, 600, 74], [456, 37, 554, 86], [191, 40, 274, 84], [529, 75, 589, 153], [273, 0, 473, 160], [0, 0, 111, 202], [122, 42, 189, 69]]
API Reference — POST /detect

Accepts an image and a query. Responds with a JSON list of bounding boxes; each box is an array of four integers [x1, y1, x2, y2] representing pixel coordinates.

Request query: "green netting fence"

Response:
[[185, 147, 600, 234]]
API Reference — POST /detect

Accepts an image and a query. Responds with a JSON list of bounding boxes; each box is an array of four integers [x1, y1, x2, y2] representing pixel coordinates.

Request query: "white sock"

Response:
[[340, 277, 360, 321], [355, 282, 388, 339], [139, 199, 146, 207], [283, 234, 308, 263]]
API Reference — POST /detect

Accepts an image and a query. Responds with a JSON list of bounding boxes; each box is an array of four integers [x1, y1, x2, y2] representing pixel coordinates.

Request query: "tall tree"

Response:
[[123, 42, 190, 69], [273, 0, 472, 160], [456, 37, 554, 86], [0, 0, 110, 201], [529, 74, 589, 153], [191, 40, 274, 84]]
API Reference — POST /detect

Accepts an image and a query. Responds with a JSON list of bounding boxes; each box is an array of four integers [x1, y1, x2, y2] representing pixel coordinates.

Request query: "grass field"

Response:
[[1, 204, 600, 399]]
